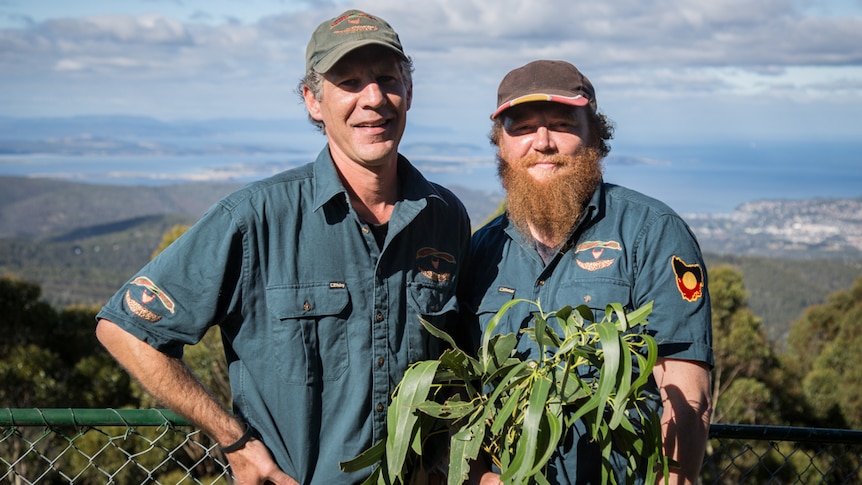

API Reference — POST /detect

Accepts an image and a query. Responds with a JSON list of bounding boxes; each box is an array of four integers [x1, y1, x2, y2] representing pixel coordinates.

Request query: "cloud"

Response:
[[358, 0, 862, 68], [40, 14, 191, 44], [0, 0, 860, 132]]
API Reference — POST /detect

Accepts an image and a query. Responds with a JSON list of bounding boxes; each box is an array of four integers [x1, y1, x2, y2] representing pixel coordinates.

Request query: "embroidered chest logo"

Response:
[[671, 256, 704, 302], [124, 276, 176, 323], [415, 247, 456, 283], [574, 240, 621, 272]]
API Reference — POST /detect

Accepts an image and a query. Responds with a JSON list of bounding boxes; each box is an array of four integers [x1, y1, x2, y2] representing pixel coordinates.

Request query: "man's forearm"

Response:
[[653, 358, 713, 484], [95, 318, 245, 445], [661, 400, 710, 483]]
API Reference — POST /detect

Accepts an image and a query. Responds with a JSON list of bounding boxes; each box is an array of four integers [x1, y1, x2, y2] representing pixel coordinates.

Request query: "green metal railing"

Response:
[[3, 409, 862, 484]]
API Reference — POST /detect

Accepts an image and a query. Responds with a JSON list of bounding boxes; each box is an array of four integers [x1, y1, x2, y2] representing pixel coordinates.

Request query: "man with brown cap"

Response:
[[95, 9, 470, 485], [461, 60, 713, 484]]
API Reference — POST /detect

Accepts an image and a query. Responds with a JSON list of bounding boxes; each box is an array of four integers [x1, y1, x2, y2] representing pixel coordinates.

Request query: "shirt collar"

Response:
[[311, 145, 447, 213]]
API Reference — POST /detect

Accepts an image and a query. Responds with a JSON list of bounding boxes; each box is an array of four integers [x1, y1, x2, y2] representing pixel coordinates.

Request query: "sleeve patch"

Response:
[[671, 256, 704, 302]]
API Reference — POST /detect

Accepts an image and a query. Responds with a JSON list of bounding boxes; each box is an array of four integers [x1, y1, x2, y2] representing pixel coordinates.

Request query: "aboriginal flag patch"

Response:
[[671, 256, 704, 302]]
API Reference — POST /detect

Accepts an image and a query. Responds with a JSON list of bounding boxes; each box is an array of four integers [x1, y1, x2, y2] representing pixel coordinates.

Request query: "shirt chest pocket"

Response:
[[266, 283, 350, 385], [405, 281, 458, 361]]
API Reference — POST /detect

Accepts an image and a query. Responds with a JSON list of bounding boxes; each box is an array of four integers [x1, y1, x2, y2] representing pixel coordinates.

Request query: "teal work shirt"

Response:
[[460, 182, 713, 484], [98, 147, 471, 484]]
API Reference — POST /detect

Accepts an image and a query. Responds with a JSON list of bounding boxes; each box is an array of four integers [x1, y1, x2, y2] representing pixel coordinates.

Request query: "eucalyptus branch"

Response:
[[340, 299, 669, 485]]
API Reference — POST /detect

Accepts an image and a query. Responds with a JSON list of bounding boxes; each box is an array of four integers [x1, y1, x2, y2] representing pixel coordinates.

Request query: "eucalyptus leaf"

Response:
[[386, 360, 440, 480], [339, 438, 385, 472]]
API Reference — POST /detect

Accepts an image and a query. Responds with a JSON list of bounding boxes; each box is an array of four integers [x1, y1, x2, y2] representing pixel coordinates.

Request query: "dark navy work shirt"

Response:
[[98, 146, 471, 484], [460, 182, 713, 484]]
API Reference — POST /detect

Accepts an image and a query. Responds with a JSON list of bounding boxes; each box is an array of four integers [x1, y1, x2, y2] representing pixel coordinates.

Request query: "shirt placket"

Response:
[[359, 220, 391, 442]]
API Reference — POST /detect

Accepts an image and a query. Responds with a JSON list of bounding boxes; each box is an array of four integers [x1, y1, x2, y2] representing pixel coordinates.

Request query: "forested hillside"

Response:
[[705, 254, 862, 344], [1, 175, 859, 343]]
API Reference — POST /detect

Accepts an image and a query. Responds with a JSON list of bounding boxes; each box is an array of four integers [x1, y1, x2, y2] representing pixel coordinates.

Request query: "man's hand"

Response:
[[224, 438, 298, 485], [477, 472, 502, 485]]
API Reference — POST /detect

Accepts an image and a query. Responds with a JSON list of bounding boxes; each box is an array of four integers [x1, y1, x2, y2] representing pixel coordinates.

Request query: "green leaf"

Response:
[[415, 400, 476, 420], [438, 348, 481, 397], [525, 402, 563, 478], [609, 332, 633, 430], [572, 304, 594, 322], [533, 312, 548, 359], [490, 384, 523, 436], [625, 300, 653, 328], [606, 302, 629, 332], [448, 410, 487, 485], [630, 335, 658, 392], [554, 364, 590, 404], [385, 360, 439, 481], [485, 360, 532, 407], [419, 316, 460, 350], [485, 333, 519, 374], [339, 438, 385, 472], [483, 298, 532, 369], [500, 374, 551, 484], [591, 320, 622, 436]]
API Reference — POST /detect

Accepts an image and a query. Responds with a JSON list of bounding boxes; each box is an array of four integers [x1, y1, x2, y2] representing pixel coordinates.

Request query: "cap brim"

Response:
[[491, 93, 590, 119], [313, 40, 408, 73]]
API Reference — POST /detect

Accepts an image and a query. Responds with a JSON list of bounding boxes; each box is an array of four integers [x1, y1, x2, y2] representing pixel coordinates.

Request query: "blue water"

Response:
[[604, 141, 862, 214], [1, 140, 859, 215]]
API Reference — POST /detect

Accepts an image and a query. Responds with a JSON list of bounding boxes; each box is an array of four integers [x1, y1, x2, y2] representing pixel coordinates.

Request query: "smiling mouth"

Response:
[[356, 119, 390, 129], [530, 160, 561, 168]]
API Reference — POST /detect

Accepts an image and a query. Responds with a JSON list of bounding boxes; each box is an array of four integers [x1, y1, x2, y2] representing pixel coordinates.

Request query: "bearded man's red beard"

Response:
[[497, 146, 604, 248]]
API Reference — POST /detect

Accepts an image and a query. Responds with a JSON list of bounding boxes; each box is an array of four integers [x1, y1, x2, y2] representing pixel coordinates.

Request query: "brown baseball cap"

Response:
[[491, 60, 597, 119], [306, 9, 408, 74]]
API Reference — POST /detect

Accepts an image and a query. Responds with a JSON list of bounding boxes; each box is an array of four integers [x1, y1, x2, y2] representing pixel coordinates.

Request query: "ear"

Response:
[[303, 84, 323, 122]]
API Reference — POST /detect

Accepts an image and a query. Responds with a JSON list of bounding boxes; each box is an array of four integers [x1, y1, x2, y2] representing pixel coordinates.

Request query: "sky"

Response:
[[1, 0, 862, 213]]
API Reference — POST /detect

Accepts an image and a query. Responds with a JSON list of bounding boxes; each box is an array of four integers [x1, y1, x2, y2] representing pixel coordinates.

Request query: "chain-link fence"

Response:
[[1, 409, 229, 484], [3, 409, 862, 484]]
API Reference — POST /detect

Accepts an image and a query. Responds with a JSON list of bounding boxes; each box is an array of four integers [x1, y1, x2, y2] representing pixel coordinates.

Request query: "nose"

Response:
[[532, 126, 554, 152], [359, 81, 385, 108]]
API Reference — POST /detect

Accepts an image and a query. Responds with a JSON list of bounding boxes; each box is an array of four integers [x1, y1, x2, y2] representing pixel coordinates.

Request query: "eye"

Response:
[[503, 117, 537, 136], [338, 78, 359, 89], [550, 120, 577, 132]]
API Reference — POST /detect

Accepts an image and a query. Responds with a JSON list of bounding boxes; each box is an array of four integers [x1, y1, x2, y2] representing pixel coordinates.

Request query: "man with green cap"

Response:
[[95, 9, 470, 484]]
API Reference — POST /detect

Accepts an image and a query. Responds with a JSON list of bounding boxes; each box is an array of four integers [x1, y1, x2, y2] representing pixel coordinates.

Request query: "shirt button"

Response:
[[377, 357, 385, 367], [303, 301, 312, 311], [362, 226, 370, 234], [375, 312, 384, 322], [376, 403, 384, 412], [538, 280, 546, 286], [584, 295, 592, 303]]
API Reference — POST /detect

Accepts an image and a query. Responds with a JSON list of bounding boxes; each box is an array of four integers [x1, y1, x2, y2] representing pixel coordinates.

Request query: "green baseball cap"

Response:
[[306, 9, 408, 74]]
